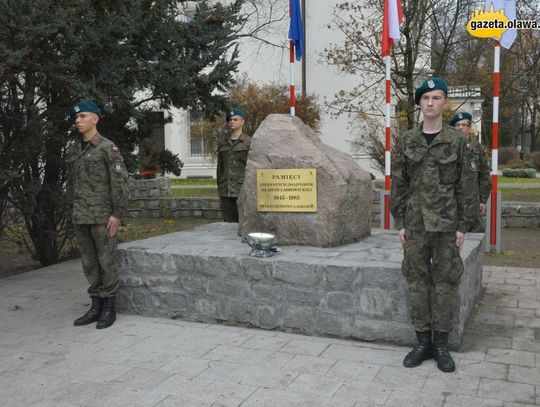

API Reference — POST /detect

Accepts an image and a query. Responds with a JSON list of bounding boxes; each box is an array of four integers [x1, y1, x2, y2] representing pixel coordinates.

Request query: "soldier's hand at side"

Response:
[[107, 216, 121, 238], [398, 228, 406, 248], [479, 203, 487, 216], [455, 231, 464, 252]]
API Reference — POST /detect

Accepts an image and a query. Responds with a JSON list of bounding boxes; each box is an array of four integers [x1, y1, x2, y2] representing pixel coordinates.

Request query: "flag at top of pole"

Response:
[[381, 0, 402, 229], [288, 0, 304, 116], [288, 0, 304, 61], [381, 0, 403, 56], [485, 0, 517, 49]]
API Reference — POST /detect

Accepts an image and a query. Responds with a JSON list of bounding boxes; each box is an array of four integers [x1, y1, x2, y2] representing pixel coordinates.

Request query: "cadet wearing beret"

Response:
[[450, 112, 492, 233], [391, 77, 477, 372], [217, 108, 251, 222], [67, 101, 129, 329]]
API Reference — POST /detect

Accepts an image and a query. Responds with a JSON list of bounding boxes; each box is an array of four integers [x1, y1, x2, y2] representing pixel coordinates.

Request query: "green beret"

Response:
[[225, 108, 245, 122], [450, 112, 472, 127], [69, 101, 103, 119], [414, 77, 449, 105]]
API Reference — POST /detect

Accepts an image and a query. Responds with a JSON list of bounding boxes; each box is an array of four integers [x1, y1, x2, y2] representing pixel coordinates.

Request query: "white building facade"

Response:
[[157, 1, 400, 178]]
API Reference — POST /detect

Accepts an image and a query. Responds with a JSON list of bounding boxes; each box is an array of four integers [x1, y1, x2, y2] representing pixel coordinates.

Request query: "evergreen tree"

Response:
[[0, 0, 245, 265]]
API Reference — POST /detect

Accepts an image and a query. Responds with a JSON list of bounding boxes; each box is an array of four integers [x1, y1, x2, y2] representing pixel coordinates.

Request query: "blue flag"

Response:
[[288, 0, 304, 61]]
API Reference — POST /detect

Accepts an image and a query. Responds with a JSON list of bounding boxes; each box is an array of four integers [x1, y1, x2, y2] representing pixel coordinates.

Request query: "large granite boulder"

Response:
[[237, 114, 372, 247]]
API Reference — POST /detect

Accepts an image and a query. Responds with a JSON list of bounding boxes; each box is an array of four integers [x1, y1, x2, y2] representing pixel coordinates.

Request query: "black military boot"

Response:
[[433, 331, 456, 372], [96, 297, 116, 329], [403, 331, 433, 368], [74, 297, 102, 326]]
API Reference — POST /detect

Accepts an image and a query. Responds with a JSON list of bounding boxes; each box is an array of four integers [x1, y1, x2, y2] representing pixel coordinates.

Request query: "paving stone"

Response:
[[280, 354, 336, 374], [240, 334, 292, 351], [202, 345, 293, 369], [332, 380, 392, 405], [278, 338, 330, 356], [158, 355, 212, 378], [320, 343, 404, 367], [285, 372, 344, 398], [234, 388, 302, 407], [442, 394, 503, 407], [512, 337, 540, 352], [384, 390, 445, 407], [508, 365, 540, 385], [486, 348, 537, 367], [372, 365, 429, 390], [195, 360, 297, 389], [456, 360, 508, 380], [325, 359, 382, 382], [423, 372, 480, 396], [461, 334, 512, 351], [477, 378, 536, 403]]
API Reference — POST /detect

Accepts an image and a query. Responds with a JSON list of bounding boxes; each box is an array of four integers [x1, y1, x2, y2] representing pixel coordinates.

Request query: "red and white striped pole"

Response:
[[384, 55, 392, 229], [490, 41, 500, 249], [289, 0, 296, 116]]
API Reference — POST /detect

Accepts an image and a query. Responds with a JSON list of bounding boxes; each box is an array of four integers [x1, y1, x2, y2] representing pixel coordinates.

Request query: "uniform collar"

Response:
[[229, 132, 247, 142], [411, 123, 457, 147], [85, 132, 101, 146]]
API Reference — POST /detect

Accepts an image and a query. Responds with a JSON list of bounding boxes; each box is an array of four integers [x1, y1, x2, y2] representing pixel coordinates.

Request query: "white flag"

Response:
[[485, 0, 517, 49]]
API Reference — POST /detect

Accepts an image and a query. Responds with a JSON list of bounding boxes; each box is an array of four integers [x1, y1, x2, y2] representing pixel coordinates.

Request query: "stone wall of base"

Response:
[[127, 193, 540, 228], [117, 223, 484, 348]]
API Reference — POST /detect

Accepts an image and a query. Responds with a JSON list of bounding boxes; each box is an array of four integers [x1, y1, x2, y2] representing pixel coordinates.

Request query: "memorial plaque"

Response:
[[257, 168, 317, 212]]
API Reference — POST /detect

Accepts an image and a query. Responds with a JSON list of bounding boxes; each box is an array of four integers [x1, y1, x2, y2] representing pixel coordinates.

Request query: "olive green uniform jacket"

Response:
[[390, 124, 477, 233], [217, 133, 251, 197], [68, 133, 129, 224], [467, 136, 492, 205]]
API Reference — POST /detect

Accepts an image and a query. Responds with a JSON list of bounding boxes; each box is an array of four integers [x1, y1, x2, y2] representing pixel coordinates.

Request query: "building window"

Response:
[[190, 135, 204, 157]]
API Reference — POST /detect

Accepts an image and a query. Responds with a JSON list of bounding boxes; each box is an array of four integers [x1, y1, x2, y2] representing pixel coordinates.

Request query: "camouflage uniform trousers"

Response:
[[220, 197, 239, 222], [74, 224, 119, 298], [402, 229, 464, 332]]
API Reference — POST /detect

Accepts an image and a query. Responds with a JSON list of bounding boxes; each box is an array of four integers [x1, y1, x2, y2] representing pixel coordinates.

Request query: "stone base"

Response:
[[117, 223, 484, 348]]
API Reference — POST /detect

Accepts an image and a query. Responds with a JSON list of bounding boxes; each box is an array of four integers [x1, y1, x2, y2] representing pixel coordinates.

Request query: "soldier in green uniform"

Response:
[[450, 112, 491, 232], [217, 108, 251, 222], [67, 101, 129, 329], [390, 78, 476, 372]]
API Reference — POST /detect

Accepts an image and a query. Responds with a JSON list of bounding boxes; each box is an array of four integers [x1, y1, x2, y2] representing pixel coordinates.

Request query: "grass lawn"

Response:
[[170, 187, 218, 198], [501, 188, 540, 202], [499, 176, 540, 184], [170, 178, 216, 186]]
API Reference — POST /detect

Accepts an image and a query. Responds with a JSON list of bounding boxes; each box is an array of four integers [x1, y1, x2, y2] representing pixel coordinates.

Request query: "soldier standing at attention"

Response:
[[390, 78, 475, 372], [217, 108, 251, 222], [450, 112, 491, 232], [68, 101, 128, 329]]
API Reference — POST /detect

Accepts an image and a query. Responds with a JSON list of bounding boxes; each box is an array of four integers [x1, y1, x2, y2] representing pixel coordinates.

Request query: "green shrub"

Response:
[[501, 168, 536, 178], [505, 158, 533, 169], [498, 147, 518, 165], [530, 151, 540, 171]]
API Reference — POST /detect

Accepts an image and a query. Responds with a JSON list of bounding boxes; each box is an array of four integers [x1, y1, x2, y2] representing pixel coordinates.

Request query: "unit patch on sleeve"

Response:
[[113, 163, 124, 173]]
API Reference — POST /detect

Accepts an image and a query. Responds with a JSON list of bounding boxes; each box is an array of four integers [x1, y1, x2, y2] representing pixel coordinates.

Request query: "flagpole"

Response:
[[290, 39, 296, 116], [490, 41, 500, 250], [289, 0, 296, 116], [384, 55, 392, 229]]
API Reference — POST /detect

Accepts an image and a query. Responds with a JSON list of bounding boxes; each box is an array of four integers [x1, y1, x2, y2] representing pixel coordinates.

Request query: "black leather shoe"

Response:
[[433, 331, 456, 372], [403, 331, 433, 368], [96, 297, 116, 329], [74, 297, 102, 326]]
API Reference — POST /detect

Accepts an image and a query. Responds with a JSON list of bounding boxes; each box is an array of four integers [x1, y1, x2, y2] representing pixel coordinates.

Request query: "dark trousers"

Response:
[[74, 224, 119, 298], [219, 197, 239, 222]]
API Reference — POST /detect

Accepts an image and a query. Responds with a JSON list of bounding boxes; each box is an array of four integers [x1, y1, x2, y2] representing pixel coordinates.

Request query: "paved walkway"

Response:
[[0, 260, 539, 406]]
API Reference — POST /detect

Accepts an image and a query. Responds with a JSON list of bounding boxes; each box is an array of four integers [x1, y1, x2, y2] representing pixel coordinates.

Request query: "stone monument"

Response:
[[238, 114, 372, 247]]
